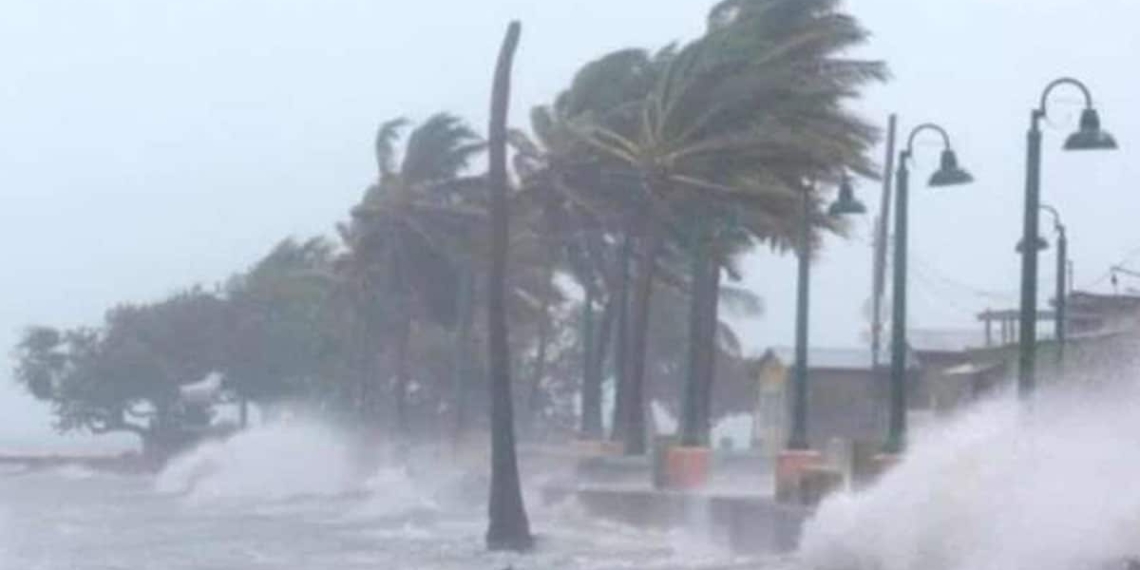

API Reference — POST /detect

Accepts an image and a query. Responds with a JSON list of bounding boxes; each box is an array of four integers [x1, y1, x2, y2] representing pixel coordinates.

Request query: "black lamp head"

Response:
[[928, 149, 974, 187], [1064, 108, 1118, 151], [828, 177, 867, 216]]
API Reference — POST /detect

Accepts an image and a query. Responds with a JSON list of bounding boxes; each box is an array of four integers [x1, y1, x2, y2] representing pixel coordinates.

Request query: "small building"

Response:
[[751, 347, 919, 457], [909, 329, 1006, 413]]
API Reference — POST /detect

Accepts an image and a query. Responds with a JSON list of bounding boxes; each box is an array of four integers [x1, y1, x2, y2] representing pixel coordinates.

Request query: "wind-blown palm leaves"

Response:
[[346, 113, 485, 433], [546, 0, 886, 454]]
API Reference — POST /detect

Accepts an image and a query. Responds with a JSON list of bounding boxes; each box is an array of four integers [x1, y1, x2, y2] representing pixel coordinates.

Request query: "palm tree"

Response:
[[485, 20, 532, 552], [573, 0, 886, 454], [347, 112, 485, 435]]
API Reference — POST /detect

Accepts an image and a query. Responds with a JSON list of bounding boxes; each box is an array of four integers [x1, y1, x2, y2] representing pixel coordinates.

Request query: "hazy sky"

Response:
[[1, 0, 1138, 441]]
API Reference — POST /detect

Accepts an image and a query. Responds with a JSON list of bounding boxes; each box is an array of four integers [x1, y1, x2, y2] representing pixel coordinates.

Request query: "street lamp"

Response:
[[1015, 205, 1068, 355], [1018, 78, 1116, 398], [786, 175, 866, 451], [1041, 205, 1068, 360], [886, 124, 974, 455]]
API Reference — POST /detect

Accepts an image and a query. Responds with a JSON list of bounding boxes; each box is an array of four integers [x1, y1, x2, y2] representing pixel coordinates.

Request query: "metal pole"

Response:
[[787, 186, 812, 450], [1019, 112, 1043, 398], [872, 115, 898, 372], [886, 153, 909, 454], [1055, 226, 1067, 361]]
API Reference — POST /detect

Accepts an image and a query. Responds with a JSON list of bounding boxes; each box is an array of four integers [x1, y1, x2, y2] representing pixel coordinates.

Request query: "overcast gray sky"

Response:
[[1, 0, 1138, 443]]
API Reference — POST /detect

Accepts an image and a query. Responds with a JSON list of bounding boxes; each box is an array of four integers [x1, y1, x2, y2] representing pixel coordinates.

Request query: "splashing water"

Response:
[[353, 466, 441, 518], [800, 382, 1140, 570], [155, 418, 360, 502]]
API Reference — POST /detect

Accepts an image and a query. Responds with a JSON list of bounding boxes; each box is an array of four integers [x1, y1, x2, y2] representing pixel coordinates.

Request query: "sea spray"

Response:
[[155, 418, 359, 501], [799, 382, 1140, 570]]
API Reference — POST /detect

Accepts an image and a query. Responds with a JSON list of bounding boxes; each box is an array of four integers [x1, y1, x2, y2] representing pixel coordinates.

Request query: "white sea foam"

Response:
[[155, 418, 359, 502], [800, 382, 1140, 570]]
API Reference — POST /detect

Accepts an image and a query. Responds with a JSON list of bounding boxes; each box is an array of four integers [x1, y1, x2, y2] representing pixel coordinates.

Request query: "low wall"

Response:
[[541, 485, 809, 554]]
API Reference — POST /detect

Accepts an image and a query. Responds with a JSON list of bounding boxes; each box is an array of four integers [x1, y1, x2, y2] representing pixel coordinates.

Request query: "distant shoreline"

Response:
[[0, 452, 154, 474]]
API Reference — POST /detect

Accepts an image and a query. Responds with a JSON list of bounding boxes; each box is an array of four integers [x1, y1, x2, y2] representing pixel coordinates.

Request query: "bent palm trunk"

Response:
[[698, 253, 722, 445], [393, 316, 412, 435], [681, 226, 712, 447], [451, 269, 475, 451], [623, 214, 664, 456], [525, 273, 554, 430], [484, 20, 532, 552], [581, 296, 614, 439], [609, 233, 632, 442]]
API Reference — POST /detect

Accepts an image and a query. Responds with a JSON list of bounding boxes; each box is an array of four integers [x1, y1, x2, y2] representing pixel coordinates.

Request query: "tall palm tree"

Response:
[[348, 112, 485, 435], [573, 0, 886, 454], [511, 104, 622, 439], [485, 21, 532, 552]]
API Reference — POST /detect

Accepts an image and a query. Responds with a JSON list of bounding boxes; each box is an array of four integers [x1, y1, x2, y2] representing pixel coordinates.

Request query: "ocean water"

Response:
[[0, 420, 769, 570], [7, 381, 1136, 569]]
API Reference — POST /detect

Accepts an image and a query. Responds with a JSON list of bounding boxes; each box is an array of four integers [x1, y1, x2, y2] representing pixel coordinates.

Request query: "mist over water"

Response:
[[16, 376, 1140, 569], [800, 379, 1140, 570], [0, 414, 763, 569]]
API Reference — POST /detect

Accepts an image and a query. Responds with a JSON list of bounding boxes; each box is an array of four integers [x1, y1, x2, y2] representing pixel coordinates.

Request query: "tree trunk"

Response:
[[623, 214, 664, 456], [609, 233, 632, 442], [680, 225, 712, 447], [451, 269, 476, 451], [393, 316, 411, 436], [581, 295, 614, 439], [484, 20, 532, 553], [697, 253, 722, 446], [525, 263, 554, 430]]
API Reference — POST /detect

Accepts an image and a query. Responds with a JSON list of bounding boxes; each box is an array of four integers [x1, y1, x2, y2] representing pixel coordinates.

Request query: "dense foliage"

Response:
[[11, 0, 885, 470]]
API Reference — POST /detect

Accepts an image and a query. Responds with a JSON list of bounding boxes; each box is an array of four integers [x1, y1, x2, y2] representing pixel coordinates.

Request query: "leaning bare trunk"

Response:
[[609, 233, 632, 442], [484, 20, 532, 552], [581, 295, 614, 439], [623, 214, 664, 456]]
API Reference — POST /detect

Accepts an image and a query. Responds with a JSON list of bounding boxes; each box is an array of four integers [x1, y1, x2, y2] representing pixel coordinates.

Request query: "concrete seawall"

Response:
[[541, 484, 810, 555]]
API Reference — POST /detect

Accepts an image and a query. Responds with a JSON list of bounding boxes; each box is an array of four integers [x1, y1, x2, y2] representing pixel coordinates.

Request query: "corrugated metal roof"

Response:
[[762, 346, 919, 371], [908, 329, 988, 353]]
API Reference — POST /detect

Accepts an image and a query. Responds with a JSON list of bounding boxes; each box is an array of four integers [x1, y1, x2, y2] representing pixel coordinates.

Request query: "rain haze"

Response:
[[2, 1, 1140, 568], [2, 0, 1136, 442]]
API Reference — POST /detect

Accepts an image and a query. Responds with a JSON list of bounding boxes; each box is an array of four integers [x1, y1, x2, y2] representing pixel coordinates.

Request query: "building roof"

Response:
[[908, 328, 988, 354], [760, 346, 919, 372]]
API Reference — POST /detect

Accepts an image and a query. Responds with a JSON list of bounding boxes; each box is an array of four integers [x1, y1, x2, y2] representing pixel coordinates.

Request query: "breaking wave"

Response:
[[800, 382, 1140, 570], [155, 419, 360, 501]]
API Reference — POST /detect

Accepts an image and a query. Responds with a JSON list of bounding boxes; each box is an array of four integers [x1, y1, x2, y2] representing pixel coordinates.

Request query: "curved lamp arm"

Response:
[[1039, 204, 1065, 235], [904, 123, 954, 159], [1038, 77, 1095, 116]]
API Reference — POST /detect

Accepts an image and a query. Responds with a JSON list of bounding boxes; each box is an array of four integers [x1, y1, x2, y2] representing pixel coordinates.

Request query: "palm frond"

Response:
[[401, 113, 484, 184], [375, 118, 409, 176], [718, 285, 764, 317]]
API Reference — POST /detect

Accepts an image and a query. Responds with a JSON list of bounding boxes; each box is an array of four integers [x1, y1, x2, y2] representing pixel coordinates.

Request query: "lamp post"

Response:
[[885, 124, 974, 455], [1040, 205, 1068, 358], [786, 176, 866, 451], [1019, 78, 1116, 398], [1017, 205, 1068, 359]]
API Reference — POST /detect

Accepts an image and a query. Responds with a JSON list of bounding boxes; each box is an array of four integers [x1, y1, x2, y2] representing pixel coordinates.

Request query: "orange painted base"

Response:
[[665, 446, 712, 490], [775, 449, 824, 503]]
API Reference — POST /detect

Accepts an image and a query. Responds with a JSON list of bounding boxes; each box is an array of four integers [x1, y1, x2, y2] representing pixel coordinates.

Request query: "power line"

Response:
[[1078, 240, 1140, 290]]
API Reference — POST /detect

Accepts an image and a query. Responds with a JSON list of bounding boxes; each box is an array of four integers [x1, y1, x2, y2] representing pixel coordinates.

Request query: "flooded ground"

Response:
[[0, 423, 774, 570]]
